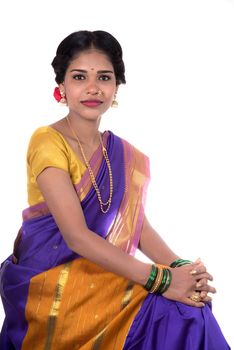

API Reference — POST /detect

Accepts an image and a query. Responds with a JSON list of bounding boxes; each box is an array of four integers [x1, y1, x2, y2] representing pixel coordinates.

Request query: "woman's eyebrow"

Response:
[[97, 70, 114, 74], [70, 69, 87, 73], [70, 69, 114, 74]]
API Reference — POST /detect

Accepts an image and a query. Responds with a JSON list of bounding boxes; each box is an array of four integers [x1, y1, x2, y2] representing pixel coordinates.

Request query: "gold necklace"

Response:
[[66, 117, 113, 214]]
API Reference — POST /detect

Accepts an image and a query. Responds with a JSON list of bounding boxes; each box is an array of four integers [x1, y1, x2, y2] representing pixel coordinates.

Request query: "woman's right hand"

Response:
[[162, 261, 216, 307]]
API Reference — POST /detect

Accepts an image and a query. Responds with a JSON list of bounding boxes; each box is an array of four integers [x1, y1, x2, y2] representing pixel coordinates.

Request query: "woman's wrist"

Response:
[[132, 262, 152, 286], [143, 264, 172, 295]]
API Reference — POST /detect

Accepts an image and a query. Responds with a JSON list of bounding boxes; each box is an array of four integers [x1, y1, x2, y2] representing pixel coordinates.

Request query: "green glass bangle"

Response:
[[157, 269, 168, 294], [170, 259, 192, 268], [160, 269, 172, 294], [144, 265, 157, 291]]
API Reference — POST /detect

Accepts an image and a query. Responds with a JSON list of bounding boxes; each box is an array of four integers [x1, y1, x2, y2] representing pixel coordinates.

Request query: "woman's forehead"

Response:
[[68, 49, 113, 70]]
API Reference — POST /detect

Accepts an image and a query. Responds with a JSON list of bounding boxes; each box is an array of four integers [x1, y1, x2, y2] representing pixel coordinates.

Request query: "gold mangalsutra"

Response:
[[66, 117, 113, 214]]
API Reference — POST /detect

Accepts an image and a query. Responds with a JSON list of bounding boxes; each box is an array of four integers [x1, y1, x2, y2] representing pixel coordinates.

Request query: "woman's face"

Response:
[[60, 49, 118, 120]]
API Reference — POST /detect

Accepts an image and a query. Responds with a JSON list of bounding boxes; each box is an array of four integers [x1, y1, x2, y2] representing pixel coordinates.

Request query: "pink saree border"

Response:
[[106, 139, 150, 255]]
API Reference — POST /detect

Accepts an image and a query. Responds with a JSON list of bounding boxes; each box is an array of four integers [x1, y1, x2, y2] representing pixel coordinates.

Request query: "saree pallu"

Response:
[[0, 132, 230, 350]]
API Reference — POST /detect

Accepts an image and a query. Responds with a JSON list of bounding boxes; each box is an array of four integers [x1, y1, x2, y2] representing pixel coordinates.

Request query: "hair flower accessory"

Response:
[[53, 87, 62, 102]]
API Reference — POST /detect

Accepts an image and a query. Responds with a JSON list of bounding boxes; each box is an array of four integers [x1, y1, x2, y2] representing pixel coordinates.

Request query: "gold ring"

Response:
[[190, 292, 202, 302]]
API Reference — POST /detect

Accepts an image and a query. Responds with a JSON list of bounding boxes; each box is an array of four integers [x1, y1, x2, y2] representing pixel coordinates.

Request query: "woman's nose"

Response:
[[86, 81, 100, 95]]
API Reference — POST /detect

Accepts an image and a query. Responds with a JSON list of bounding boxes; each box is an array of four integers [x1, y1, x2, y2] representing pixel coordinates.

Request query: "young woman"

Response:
[[0, 30, 230, 349]]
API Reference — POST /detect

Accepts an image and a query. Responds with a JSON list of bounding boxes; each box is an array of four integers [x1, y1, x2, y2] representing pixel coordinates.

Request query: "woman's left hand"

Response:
[[190, 259, 216, 302], [163, 258, 216, 307]]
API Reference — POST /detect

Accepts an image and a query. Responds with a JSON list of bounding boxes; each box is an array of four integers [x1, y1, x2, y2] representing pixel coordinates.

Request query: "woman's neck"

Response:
[[66, 113, 102, 147]]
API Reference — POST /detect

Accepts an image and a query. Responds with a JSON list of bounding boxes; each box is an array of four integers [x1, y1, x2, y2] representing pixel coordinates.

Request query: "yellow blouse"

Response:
[[27, 126, 86, 206]]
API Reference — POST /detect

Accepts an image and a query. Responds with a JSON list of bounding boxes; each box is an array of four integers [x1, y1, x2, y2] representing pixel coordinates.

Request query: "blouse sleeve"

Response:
[[27, 127, 69, 179]]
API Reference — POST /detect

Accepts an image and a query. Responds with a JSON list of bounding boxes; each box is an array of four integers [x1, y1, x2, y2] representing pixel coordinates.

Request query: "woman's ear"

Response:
[[59, 83, 65, 94]]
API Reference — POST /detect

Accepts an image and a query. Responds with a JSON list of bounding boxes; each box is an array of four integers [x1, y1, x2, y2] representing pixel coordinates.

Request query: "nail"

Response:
[[190, 269, 197, 275], [196, 282, 202, 288]]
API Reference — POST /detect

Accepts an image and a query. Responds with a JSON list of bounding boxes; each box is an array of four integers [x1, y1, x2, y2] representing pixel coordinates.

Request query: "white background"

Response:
[[0, 0, 233, 347]]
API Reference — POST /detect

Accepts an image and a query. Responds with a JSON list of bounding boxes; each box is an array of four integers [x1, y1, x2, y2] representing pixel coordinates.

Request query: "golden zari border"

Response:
[[91, 281, 135, 350], [44, 262, 71, 350]]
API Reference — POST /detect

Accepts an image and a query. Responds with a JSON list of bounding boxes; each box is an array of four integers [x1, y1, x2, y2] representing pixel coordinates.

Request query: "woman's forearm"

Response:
[[139, 216, 179, 266], [68, 228, 151, 286]]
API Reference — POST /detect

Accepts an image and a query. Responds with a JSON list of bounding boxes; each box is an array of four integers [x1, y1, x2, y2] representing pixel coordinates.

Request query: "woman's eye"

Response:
[[99, 75, 111, 81], [73, 74, 85, 80]]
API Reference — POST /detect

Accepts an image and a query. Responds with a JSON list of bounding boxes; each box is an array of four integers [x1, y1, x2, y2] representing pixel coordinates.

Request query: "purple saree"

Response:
[[0, 131, 230, 349]]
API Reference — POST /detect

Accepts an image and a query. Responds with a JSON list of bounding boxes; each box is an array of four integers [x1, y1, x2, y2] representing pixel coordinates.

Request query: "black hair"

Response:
[[51, 30, 126, 85]]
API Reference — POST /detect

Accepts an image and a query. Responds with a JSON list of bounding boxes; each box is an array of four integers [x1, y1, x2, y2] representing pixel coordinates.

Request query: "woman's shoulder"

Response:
[[28, 125, 67, 148], [30, 125, 63, 139], [26, 125, 71, 179]]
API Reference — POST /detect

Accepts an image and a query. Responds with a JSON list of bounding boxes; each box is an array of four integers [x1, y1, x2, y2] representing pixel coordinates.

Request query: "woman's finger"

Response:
[[200, 290, 207, 299], [190, 265, 207, 275], [195, 278, 216, 293], [200, 291, 213, 302], [193, 259, 205, 270], [196, 284, 216, 294], [184, 297, 205, 308], [190, 270, 213, 281], [196, 278, 208, 287]]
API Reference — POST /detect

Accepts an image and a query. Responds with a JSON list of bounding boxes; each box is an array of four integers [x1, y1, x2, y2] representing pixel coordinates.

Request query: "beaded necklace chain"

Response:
[[66, 117, 113, 214]]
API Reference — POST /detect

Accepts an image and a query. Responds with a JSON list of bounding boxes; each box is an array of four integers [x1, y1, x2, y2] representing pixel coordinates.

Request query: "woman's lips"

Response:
[[81, 100, 103, 107]]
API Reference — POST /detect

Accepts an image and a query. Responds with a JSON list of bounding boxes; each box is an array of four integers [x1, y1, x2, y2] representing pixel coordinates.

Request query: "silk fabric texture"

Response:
[[0, 127, 230, 349]]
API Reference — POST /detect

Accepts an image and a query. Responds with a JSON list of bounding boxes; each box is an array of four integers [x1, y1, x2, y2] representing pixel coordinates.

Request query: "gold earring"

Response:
[[60, 90, 67, 104], [111, 95, 118, 108]]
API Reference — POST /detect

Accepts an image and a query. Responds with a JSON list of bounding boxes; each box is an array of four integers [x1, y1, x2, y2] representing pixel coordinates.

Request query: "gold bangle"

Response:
[[150, 267, 163, 293]]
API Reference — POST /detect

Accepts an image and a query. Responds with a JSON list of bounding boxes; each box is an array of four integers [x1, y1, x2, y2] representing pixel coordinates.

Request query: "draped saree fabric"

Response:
[[0, 128, 230, 349]]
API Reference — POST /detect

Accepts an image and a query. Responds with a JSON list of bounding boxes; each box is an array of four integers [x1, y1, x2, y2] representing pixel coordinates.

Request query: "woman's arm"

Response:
[[37, 167, 151, 286], [37, 167, 215, 306], [139, 216, 179, 266]]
